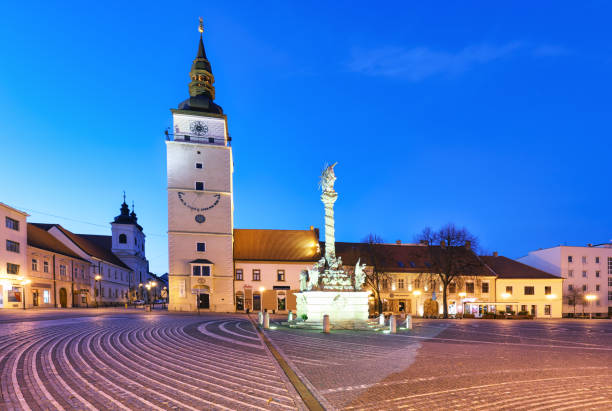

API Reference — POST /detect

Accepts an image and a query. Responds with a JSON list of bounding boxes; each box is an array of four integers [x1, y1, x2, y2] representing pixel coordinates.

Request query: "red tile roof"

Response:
[[27, 224, 88, 262], [234, 229, 320, 261], [480, 255, 560, 279]]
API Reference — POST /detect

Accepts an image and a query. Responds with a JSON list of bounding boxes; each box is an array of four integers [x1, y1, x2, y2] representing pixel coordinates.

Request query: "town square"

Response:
[[1, 2, 612, 410]]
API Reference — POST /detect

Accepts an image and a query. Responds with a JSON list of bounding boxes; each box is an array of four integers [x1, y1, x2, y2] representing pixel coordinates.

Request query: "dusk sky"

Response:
[[2, 1, 611, 274]]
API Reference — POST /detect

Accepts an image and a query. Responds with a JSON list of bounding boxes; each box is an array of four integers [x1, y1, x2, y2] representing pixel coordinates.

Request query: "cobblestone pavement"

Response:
[[0, 310, 301, 410], [265, 319, 612, 410]]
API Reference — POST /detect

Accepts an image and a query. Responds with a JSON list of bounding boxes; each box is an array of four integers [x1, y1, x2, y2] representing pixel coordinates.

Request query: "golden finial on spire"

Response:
[[198, 17, 204, 34]]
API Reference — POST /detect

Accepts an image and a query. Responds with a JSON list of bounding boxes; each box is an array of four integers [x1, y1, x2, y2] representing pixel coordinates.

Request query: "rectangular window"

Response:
[[398, 279, 405, 289], [521, 305, 527, 312], [43, 290, 50, 304], [482, 282, 489, 293], [8, 287, 21, 302], [608, 257, 612, 275], [192, 266, 201, 276], [448, 283, 456, 294], [32, 259, 38, 271], [235, 269, 243, 281], [208, 137, 215, 144], [60, 265, 66, 276], [195, 181, 204, 191], [6, 240, 20, 253], [595, 257, 600, 264], [568, 270, 573, 277], [568, 255, 573, 263], [596, 271, 600, 278], [7, 263, 19, 274], [43, 261, 49, 273], [252, 269, 261, 281], [609, 277, 612, 287], [582, 284, 587, 292], [582, 256, 587, 264], [545, 305, 551, 315], [609, 291, 612, 301], [568, 284, 573, 290], [582, 271, 587, 278], [5, 217, 19, 231], [544, 286, 552, 295], [466, 282, 475, 293], [596, 284, 600, 291], [505, 286, 513, 295], [277, 270, 285, 282], [195, 163, 203, 169], [202, 266, 210, 276], [196, 242, 206, 252], [524, 286, 535, 295]]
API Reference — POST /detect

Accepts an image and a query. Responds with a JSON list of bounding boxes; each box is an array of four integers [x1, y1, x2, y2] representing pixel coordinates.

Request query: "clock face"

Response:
[[177, 192, 220, 215], [190, 121, 208, 136]]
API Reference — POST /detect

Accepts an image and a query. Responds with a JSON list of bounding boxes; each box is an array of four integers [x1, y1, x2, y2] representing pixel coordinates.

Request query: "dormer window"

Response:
[[119, 234, 127, 244]]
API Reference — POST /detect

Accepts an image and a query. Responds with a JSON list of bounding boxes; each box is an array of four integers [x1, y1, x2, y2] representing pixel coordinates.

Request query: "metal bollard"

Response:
[[323, 314, 330, 333], [379, 313, 385, 326], [263, 312, 270, 329], [288, 310, 293, 321], [390, 314, 397, 333], [405, 315, 412, 330], [258, 311, 264, 326]]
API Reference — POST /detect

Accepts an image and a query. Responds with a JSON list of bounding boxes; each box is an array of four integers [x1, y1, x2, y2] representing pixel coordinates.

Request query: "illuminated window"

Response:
[[43, 290, 50, 304], [544, 286, 552, 295], [252, 270, 261, 281], [466, 282, 475, 294], [7, 263, 19, 274], [398, 279, 405, 289], [32, 259, 38, 271], [235, 269, 243, 281], [481, 282, 489, 293], [505, 286, 513, 295], [544, 305, 551, 315], [277, 270, 285, 282], [524, 286, 535, 295]]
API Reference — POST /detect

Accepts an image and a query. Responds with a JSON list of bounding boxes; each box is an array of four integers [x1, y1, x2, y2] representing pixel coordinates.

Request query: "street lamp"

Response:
[[94, 275, 102, 308], [585, 294, 597, 319], [20, 279, 31, 310]]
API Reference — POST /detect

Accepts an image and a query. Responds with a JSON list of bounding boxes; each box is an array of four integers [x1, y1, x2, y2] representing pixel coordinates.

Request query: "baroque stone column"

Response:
[[321, 190, 338, 262]]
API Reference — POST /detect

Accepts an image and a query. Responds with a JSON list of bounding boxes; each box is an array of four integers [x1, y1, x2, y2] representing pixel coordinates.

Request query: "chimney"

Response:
[[465, 240, 471, 250], [493, 251, 498, 257], [309, 225, 314, 231], [396, 240, 401, 245]]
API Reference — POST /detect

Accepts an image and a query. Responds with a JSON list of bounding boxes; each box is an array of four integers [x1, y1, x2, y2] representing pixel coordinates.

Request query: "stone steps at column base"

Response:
[[287, 320, 375, 331]]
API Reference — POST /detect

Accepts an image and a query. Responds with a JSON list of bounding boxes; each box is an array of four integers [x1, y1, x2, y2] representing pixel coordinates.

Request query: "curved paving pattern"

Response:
[[0, 315, 298, 410]]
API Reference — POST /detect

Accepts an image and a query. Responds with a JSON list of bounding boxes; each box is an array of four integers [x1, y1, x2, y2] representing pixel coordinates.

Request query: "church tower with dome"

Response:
[[166, 18, 234, 312]]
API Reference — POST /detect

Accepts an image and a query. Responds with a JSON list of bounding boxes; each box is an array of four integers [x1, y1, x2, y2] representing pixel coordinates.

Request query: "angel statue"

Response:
[[354, 258, 367, 290], [308, 267, 320, 290], [319, 162, 338, 193], [299, 270, 308, 291]]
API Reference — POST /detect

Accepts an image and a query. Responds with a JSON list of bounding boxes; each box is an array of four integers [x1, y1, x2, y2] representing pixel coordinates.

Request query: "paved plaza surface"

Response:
[[0, 309, 610, 410]]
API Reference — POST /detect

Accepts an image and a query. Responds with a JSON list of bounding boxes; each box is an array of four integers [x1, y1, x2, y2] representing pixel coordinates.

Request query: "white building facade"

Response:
[[0, 203, 29, 308], [519, 244, 612, 317], [167, 28, 234, 312]]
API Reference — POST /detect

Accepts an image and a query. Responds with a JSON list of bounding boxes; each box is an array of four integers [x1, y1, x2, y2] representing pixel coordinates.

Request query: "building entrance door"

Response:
[[32, 290, 39, 307], [198, 293, 210, 309], [59, 288, 67, 308], [236, 295, 244, 311], [253, 294, 261, 311]]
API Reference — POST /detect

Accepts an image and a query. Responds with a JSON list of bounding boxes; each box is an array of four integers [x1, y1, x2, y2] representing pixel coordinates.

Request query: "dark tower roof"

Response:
[[178, 18, 223, 114], [112, 197, 143, 231]]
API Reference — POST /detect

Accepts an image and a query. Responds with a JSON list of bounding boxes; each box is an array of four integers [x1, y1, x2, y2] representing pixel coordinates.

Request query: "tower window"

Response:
[[119, 234, 127, 244], [208, 138, 215, 143], [196, 163, 203, 169], [197, 242, 206, 252], [195, 182, 204, 191]]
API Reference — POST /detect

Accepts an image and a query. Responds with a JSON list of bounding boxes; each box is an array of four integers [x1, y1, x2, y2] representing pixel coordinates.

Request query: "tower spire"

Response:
[[178, 17, 223, 114]]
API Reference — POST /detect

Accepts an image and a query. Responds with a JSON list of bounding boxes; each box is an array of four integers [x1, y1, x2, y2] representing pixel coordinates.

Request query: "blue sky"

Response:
[[1, 2, 611, 274]]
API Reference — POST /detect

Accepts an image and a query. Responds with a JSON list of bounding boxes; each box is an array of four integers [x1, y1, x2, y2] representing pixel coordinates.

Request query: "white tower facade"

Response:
[[167, 24, 234, 312]]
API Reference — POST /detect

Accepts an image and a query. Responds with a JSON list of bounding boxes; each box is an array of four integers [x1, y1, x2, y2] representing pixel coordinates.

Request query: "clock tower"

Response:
[[167, 19, 234, 312]]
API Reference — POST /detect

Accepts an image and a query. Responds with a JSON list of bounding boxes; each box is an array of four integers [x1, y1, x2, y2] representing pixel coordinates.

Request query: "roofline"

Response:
[[234, 259, 319, 263], [28, 244, 90, 263], [0, 202, 29, 217]]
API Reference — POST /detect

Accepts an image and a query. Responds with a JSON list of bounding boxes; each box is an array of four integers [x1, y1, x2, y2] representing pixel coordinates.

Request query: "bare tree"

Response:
[[416, 223, 482, 318], [565, 287, 583, 317], [361, 234, 391, 315]]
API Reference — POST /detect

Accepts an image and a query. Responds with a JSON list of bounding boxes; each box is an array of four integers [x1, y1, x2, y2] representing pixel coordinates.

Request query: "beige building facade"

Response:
[[0, 203, 29, 308]]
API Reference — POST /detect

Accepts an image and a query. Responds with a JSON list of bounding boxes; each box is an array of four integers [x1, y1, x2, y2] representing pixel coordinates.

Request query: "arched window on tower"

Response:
[[119, 234, 127, 244]]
